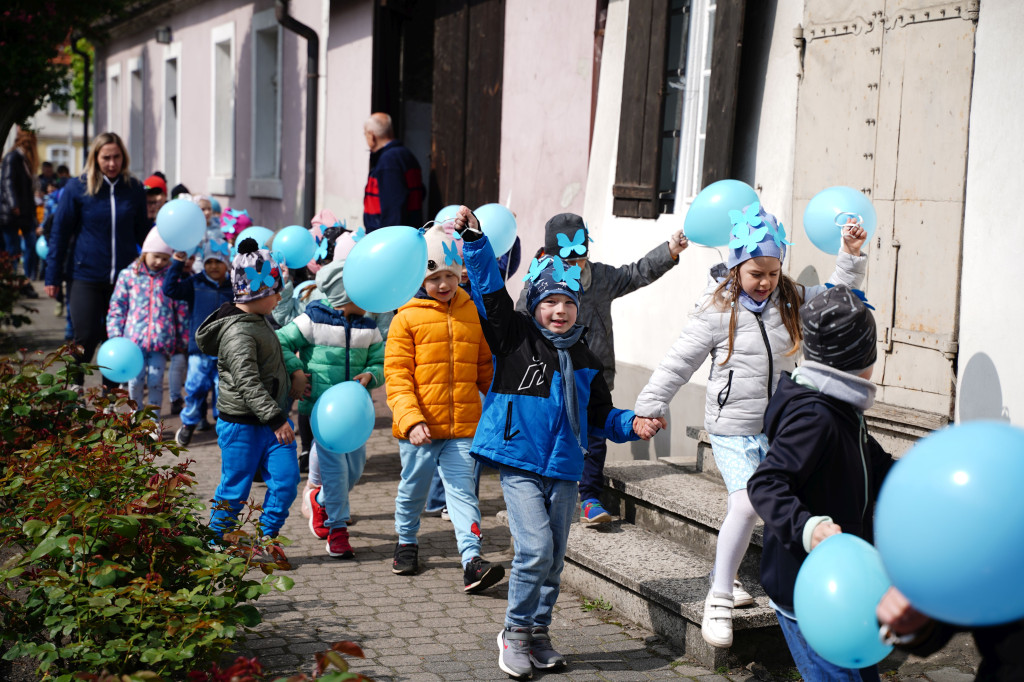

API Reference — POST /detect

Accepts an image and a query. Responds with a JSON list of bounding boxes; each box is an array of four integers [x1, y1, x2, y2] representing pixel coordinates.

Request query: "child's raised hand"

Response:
[[353, 372, 373, 388], [668, 230, 690, 258], [452, 206, 482, 241], [408, 422, 432, 446], [841, 220, 868, 255], [809, 520, 842, 550], [173, 251, 188, 262]]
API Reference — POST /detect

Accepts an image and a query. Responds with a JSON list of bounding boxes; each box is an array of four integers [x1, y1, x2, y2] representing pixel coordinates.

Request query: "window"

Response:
[[210, 22, 236, 196], [128, 57, 144, 176], [48, 145, 73, 169], [249, 9, 282, 199], [107, 63, 122, 134], [163, 44, 180, 186], [673, 0, 715, 207]]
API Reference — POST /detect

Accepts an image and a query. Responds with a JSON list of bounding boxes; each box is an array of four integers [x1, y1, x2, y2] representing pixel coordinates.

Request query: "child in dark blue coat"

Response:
[[455, 207, 657, 680]]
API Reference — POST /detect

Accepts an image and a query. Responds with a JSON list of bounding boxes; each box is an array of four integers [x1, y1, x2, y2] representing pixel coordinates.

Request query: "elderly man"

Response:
[[362, 112, 425, 233]]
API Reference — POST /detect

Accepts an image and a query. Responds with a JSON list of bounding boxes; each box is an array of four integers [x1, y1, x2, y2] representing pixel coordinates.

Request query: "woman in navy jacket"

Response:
[[45, 133, 148, 385]]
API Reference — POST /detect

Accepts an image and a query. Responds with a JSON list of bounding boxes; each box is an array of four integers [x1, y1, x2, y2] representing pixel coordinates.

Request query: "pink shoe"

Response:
[[308, 486, 329, 540]]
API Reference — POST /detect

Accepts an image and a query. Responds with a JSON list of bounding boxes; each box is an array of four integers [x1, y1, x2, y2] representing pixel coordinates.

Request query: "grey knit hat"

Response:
[[544, 213, 590, 259], [231, 238, 284, 303], [800, 284, 877, 372]]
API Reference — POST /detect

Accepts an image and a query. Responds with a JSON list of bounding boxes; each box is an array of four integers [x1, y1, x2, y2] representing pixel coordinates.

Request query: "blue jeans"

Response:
[[210, 419, 300, 538], [425, 461, 482, 512], [578, 431, 608, 501], [395, 438, 482, 564], [181, 353, 219, 426], [168, 353, 186, 402], [776, 610, 880, 682], [128, 350, 167, 410], [314, 442, 366, 529], [499, 465, 578, 629]]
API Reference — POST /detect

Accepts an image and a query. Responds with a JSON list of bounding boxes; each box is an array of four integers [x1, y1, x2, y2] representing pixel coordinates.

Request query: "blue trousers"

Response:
[[578, 431, 608, 502], [180, 353, 219, 426], [210, 419, 299, 538], [425, 461, 482, 512], [776, 610, 880, 681], [127, 350, 167, 410], [314, 442, 366, 529]]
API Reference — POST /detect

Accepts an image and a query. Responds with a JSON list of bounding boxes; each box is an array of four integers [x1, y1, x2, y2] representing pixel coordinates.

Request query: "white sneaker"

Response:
[[733, 579, 754, 607], [702, 590, 734, 648]]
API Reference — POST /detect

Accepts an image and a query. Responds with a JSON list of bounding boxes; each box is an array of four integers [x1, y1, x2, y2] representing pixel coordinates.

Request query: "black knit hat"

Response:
[[544, 213, 589, 259], [800, 285, 877, 372]]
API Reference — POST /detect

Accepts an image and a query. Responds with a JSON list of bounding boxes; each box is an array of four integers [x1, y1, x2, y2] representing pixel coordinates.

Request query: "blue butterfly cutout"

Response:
[[442, 240, 462, 266], [523, 257, 552, 282], [728, 200, 764, 231], [244, 262, 277, 292], [314, 238, 329, 261], [353, 227, 366, 242], [557, 229, 589, 258], [209, 240, 231, 257], [729, 225, 769, 253], [771, 220, 794, 249], [823, 283, 876, 310], [551, 257, 582, 291], [271, 251, 285, 266]]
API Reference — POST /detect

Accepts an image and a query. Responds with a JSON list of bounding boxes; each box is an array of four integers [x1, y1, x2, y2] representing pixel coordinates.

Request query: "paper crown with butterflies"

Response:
[[523, 255, 582, 314], [726, 201, 793, 268]]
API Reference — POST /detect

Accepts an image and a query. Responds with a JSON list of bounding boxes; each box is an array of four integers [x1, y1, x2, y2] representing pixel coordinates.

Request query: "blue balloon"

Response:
[[794, 534, 893, 668], [683, 180, 759, 247], [236, 226, 274, 249], [311, 381, 375, 454], [875, 421, 1024, 626], [156, 198, 207, 252], [274, 225, 317, 267], [434, 204, 460, 225], [343, 225, 427, 313], [474, 203, 517, 256], [96, 337, 145, 383], [35, 236, 48, 260], [803, 186, 877, 255]]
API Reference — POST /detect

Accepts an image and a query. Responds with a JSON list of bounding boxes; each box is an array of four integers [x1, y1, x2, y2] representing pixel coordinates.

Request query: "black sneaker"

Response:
[[298, 450, 310, 474], [392, 542, 418, 575], [464, 556, 505, 593], [197, 419, 213, 432], [175, 423, 196, 447], [170, 397, 185, 415]]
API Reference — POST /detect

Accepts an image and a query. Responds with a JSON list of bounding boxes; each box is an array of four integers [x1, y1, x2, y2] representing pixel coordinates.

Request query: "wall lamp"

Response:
[[155, 26, 173, 44]]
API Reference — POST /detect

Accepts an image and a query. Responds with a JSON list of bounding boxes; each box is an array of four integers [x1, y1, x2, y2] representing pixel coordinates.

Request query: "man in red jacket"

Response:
[[362, 113, 425, 233]]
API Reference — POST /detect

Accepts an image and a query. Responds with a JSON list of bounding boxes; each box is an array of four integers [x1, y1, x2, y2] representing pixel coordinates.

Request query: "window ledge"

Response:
[[248, 178, 282, 200], [209, 177, 235, 196]]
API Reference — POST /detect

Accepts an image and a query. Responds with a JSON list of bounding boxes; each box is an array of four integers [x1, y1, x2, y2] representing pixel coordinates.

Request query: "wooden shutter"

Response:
[[701, 0, 746, 187]]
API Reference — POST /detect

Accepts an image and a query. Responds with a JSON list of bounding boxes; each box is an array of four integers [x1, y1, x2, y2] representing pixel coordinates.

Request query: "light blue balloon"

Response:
[[794, 534, 893, 668], [156, 198, 207, 252], [875, 421, 1024, 626], [684, 180, 759, 247], [342, 225, 427, 313], [311, 381, 375, 454], [274, 225, 317, 267], [236, 226, 274, 249], [35, 236, 48, 260], [96, 337, 145, 383], [434, 204, 460, 225], [475, 203, 517, 256], [802, 186, 877, 255]]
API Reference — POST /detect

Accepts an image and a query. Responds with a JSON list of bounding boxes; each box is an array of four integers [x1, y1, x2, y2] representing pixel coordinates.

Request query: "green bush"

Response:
[[0, 347, 292, 680], [0, 251, 33, 349]]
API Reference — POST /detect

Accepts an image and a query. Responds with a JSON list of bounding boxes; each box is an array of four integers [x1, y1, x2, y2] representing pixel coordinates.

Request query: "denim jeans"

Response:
[[499, 465, 578, 629], [776, 610, 880, 682], [425, 461, 482, 512], [180, 353, 219, 426], [128, 350, 167, 410], [210, 419, 300, 538], [395, 438, 481, 564], [168, 353, 187, 402], [314, 442, 366, 529]]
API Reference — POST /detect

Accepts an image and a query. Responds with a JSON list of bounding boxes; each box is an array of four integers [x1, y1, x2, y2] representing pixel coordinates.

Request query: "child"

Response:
[[105, 227, 188, 412], [277, 258, 385, 559], [746, 284, 893, 680], [515, 213, 688, 524], [194, 238, 306, 566], [633, 202, 867, 648], [164, 238, 234, 446], [455, 208, 654, 679], [384, 222, 502, 593]]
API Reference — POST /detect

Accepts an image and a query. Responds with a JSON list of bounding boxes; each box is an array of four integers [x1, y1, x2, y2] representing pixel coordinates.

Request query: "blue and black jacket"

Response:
[[162, 258, 234, 355], [463, 236, 638, 481]]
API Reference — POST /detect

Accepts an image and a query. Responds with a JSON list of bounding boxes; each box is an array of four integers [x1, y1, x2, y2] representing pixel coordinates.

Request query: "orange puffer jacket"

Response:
[[385, 288, 493, 439]]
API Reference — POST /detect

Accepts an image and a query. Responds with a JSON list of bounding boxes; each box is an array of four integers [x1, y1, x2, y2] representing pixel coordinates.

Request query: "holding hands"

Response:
[[840, 220, 868, 255], [632, 416, 667, 440]]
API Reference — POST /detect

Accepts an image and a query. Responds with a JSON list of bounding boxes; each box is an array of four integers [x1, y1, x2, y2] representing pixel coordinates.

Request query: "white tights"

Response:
[[711, 488, 758, 596]]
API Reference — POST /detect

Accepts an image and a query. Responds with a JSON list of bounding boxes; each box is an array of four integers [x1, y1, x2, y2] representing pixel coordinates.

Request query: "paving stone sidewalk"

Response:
[[8, 304, 982, 681]]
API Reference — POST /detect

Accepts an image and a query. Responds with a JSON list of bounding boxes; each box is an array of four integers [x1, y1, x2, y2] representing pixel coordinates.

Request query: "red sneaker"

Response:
[[308, 486, 329, 539], [326, 527, 354, 559]]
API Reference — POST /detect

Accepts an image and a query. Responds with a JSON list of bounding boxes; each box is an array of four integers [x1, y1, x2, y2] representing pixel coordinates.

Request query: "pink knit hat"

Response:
[[142, 227, 174, 255]]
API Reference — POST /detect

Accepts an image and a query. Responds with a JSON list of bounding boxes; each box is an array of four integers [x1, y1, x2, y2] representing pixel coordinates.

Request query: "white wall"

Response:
[[957, 0, 1024, 426]]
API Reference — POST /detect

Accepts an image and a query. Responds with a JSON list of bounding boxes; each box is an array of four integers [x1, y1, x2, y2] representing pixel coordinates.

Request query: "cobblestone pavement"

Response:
[[9, 304, 982, 681]]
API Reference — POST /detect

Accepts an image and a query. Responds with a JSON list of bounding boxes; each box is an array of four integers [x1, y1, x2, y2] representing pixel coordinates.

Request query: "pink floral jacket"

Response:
[[106, 261, 189, 355]]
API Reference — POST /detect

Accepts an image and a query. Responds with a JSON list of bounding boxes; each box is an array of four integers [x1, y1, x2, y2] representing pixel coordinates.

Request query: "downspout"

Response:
[[276, 0, 318, 228], [71, 36, 91, 166]]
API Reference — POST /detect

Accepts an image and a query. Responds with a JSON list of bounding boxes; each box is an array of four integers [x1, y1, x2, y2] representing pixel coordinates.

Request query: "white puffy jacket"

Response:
[[634, 252, 866, 436]]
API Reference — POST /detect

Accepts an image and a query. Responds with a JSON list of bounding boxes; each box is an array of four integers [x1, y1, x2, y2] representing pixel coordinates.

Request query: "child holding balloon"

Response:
[[105, 227, 188, 413], [632, 202, 867, 649], [277, 258, 385, 559], [746, 284, 893, 680]]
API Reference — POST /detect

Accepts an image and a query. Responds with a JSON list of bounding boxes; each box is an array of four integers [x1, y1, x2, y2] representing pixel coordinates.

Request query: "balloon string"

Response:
[[834, 212, 863, 228]]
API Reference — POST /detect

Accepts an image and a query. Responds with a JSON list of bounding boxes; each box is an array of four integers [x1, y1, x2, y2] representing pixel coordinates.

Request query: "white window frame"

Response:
[[162, 42, 182, 188], [674, 0, 716, 209], [210, 22, 236, 196], [249, 8, 283, 199], [48, 144, 73, 168], [127, 57, 144, 176], [106, 62, 122, 135]]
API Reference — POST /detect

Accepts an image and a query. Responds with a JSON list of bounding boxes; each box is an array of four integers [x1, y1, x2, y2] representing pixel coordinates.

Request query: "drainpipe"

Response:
[[276, 0, 318, 228], [71, 36, 91, 166]]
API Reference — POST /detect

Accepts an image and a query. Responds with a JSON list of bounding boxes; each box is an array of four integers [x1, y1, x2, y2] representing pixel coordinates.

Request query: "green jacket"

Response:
[[276, 300, 385, 415], [195, 303, 291, 429]]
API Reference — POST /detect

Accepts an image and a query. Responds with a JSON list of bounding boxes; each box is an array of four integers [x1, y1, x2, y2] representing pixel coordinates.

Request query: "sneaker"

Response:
[[326, 527, 354, 559], [300, 480, 316, 519], [197, 418, 213, 432], [580, 498, 612, 523], [54, 301, 64, 317], [170, 397, 184, 415], [529, 627, 566, 669], [733, 578, 754, 607], [702, 589, 735, 648], [298, 450, 309, 474], [392, 542, 418, 575], [440, 507, 450, 521], [497, 628, 533, 679], [307, 486, 329, 539], [175, 423, 196, 447], [463, 556, 505, 594]]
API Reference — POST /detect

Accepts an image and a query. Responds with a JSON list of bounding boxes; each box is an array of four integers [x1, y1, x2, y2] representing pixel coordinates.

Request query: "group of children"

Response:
[[103, 189, 912, 680]]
